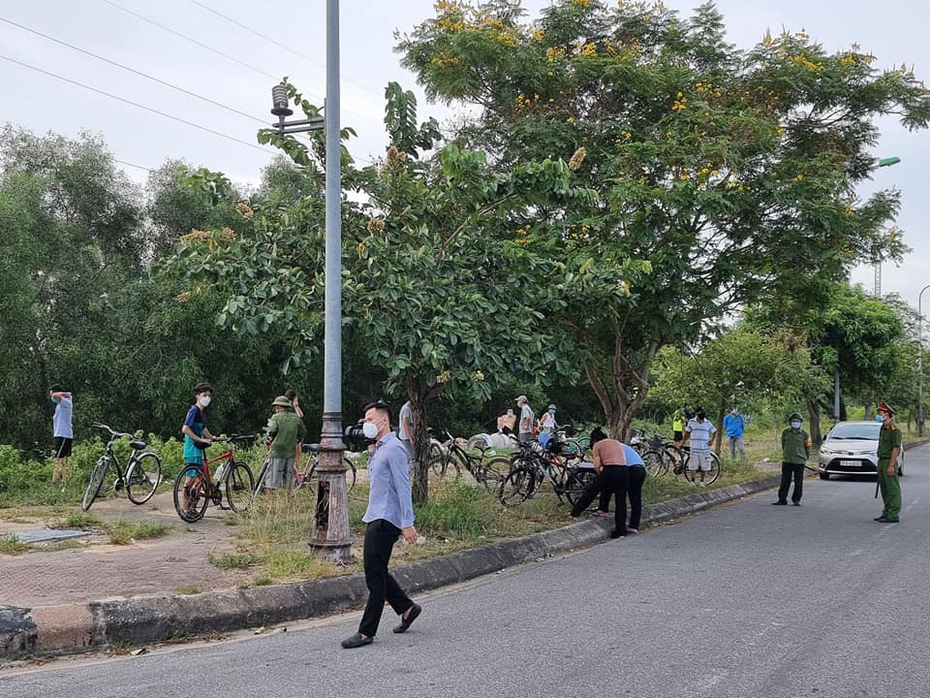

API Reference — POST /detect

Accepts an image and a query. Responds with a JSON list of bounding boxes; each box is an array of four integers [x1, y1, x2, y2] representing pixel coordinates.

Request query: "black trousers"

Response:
[[623, 466, 646, 529], [359, 519, 413, 637], [571, 466, 629, 535], [778, 462, 805, 503]]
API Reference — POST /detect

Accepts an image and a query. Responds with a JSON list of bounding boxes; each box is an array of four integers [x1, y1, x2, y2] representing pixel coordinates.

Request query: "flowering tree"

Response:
[[398, 0, 930, 437]]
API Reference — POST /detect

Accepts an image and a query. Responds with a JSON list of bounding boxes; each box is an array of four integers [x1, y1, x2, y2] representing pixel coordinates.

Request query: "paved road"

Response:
[[3, 447, 928, 697]]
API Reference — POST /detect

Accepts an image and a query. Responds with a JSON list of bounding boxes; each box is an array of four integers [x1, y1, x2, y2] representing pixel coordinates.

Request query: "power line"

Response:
[[0, 53, 275, 156], [0, 16, 269, 127], [187, 0, 384, 101], [116, 159, 153, 173]]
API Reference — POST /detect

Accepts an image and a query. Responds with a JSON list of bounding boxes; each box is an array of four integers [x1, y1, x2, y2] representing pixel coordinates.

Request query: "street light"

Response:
[[268, 0, 351, 563], [919, 283, 930, 436]]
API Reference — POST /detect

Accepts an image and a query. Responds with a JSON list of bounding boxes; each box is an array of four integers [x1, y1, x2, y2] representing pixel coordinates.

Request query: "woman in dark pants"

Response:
[[571, 427, 630, 538]]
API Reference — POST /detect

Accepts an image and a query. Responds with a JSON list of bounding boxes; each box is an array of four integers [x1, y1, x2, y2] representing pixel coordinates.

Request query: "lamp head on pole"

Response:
[[271, 85, 294, 117]]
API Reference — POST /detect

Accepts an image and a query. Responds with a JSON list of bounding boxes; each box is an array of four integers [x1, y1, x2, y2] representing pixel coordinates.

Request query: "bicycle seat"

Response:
[[129, 440, 146, 450], [302, 443, 320, 453]]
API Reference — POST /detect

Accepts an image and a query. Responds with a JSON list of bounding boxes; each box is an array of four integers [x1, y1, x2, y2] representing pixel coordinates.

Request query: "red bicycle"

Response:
[[172, 435, 255, 522]]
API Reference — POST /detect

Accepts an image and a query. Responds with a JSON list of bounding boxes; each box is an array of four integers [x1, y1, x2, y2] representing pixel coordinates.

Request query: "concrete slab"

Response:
[[11, 530, 91, 544]]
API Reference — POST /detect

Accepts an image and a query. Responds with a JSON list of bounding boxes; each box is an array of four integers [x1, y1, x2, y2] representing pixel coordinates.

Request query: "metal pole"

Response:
[[309, 0, 351, 562], [834, 370, 841, 422], [919, 284, 930, 437]]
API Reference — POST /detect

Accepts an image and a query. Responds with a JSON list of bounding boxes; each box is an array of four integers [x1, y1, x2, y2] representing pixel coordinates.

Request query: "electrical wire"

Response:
[[0, 53, 275, 155], [0, 16, 269, 127]]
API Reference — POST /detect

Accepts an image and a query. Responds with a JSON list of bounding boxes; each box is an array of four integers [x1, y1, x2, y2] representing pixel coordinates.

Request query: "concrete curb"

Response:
[[0, 474, 780, 660]]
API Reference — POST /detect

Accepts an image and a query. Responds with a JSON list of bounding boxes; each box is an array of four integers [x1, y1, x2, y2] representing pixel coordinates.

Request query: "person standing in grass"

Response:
[[723, 408, 746, 460], [48, 384, 73, 486], [874, 402, 902, 523], [773, 411, 810, 506], [264, 395, 306, 496], [680, 407, 716, 485]]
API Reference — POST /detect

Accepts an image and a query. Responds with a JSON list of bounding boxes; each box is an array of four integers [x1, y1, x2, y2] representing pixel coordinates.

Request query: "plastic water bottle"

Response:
[[214, 462, 227, 481]]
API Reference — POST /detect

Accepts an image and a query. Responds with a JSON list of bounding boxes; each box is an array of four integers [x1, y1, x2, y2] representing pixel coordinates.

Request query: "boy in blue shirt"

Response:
[[181, 383, 215, 513]]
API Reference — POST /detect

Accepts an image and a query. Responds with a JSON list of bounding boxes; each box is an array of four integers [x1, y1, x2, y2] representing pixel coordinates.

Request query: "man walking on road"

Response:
[[874, 402, 902, 523], [342, 400, 421, 649], [723, 408, 746, 460], [774, 411, 810, 506]]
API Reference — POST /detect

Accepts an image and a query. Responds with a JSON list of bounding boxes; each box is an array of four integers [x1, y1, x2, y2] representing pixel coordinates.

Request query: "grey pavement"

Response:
[[2, 444, 926, 697]]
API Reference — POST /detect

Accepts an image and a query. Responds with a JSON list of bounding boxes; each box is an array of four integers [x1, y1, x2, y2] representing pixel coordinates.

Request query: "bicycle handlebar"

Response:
[[92, 422, 132, 440]]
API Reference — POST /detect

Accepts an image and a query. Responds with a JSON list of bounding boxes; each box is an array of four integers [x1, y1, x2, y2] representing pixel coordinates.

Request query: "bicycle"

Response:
[[429, 430, 511, 492], [172, 435, 255, 522], [82, 423, 163, 512], [671, 445, 721, 485], [499, 438, 596, 507], [251, 443, 358, 502]]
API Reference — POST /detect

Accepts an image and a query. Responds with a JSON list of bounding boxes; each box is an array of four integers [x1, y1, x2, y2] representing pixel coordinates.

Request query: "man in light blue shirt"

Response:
[[49, 383, 73, 485], [342, 400, 421, 649]]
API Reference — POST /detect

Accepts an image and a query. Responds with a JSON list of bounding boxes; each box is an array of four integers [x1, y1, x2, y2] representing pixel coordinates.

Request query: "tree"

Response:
[[397, 0, 930, 437], [166, 81, 601, 503]]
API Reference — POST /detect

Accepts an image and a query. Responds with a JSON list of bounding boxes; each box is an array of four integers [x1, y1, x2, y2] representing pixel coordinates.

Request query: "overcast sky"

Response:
[[2, 0, 928, 308]]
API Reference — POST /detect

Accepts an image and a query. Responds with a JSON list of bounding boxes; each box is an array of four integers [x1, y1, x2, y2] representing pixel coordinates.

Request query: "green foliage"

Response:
[[0, 534, 28, 555], [414, 481, 496, 538], [103, 520, 172, 545]]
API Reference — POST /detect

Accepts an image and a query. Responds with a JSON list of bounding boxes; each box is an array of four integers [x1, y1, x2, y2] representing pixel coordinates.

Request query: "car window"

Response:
[[827, 423, 880, 440]]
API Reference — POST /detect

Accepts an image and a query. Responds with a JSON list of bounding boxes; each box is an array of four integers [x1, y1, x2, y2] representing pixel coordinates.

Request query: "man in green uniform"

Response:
[[774, 411, 810, 506], [874, 401, 902, 523], [264, 395, 306, 496]]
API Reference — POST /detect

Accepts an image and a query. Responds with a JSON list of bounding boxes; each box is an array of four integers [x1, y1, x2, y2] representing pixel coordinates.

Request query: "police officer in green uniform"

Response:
[[774, 411, 810, 506], [874, 402, 902, 523]]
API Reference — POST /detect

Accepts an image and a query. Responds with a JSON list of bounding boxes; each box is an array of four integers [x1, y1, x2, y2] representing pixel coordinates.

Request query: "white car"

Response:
[[817, 420, 904, 480]]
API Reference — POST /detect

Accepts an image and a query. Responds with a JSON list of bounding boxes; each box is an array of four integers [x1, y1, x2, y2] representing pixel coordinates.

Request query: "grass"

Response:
[[175, 586, 201, 595], [103, 520, 172, 545], [210, 552, 261, 570], [47, 511, 101, 530], [0, 533, 29, 555]]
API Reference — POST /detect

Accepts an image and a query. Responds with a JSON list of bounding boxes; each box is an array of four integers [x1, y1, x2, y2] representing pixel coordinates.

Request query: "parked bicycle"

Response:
[[82, 423, 163, 512], [674, 446, 721, 485], [429, 430, 511, 492], [251, 442, 358, 503], [172, 435, 255, 522], [499, 439, 596, 507]]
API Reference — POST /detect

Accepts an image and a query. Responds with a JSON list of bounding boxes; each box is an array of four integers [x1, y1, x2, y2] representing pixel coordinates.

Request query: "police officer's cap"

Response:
[[876, 402, 896, 415], [788, 411, 803, 421]]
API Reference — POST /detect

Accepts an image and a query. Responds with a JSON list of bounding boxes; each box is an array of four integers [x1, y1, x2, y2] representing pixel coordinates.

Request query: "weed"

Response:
[[175, 586, 201, 595], [0, 534, 29, 555], [263, 549, 334, 580], [210, 552, 261, 570], [104, 520, 172, 545], [47, 511, 101, 530], [251, 575, 275, 586]]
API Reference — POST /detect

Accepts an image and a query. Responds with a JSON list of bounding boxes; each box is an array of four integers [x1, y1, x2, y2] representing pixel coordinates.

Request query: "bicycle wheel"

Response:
[[428, 442, 447, 477], [82, 456, 110, 511], [173, 464, 209, 522], [564, 467, 597, 505], [680, 451, 720, 485], [641, 449, 667, 478], [225, 461, 254, 512], [125, 452, 162, 504], [703, 452, 721, 485], [251, 457, 271, 504], [343, 455, 357, 493], [499, 466, 535, 507], [478, 456, 510, 493]]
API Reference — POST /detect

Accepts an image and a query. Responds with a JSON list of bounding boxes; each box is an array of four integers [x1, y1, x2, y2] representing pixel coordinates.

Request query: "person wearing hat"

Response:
[[516, 395, 535, 444], [263, 395, 306, 494], [874, 402, 902, 523], [774, 411, 810, 506], [538, 404, 558, 434]]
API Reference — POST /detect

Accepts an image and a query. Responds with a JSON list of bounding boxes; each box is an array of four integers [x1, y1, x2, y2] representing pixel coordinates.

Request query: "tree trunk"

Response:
[[584, 339, 659, 443], [407, 380, 437, 505], [713, 402, 726, 455], [806, 399, 822, 445]]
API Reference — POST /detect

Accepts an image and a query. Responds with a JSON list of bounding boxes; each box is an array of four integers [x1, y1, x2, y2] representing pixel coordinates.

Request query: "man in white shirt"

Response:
[[516, 395, 534, 444], [681, 407, 716, 485]]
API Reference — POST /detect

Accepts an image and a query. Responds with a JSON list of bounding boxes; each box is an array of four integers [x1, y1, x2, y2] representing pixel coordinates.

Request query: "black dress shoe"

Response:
[[341, 632, 373, 649], [792, 501, 801, 506], [772, 501, 787, 506], [880, 517, 900, 523], [610, 530, 626, 539], [874, 515, 888, 522], [393, 603, 421, 634]]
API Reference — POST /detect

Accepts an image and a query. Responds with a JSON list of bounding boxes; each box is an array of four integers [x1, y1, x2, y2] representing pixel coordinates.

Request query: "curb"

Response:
[[0, 474, 780, 660]]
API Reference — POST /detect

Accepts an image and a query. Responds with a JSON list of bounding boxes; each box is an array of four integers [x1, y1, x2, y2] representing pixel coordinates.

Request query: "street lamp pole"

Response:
[[919, 284, 930, 437], [269, 2, 350, 562]]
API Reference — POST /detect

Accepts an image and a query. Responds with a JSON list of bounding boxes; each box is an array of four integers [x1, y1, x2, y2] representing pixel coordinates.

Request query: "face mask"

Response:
[[696, 413, 706, 420], [507, 411, 513, 416], [362, 421, 380, 439], [549, 409, 556, 415], [790, 421, 801, 429], [875, 414, 885, 422], [51, 397, 58, 404], [199, 395, 212, 408]]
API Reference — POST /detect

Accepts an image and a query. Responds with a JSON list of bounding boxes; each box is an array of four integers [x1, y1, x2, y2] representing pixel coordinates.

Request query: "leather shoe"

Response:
[[341, 632, 373, 649], [393, 603, 421, 634], [792, 501, 801, 506], [874, 515, 888, 522], [772, 501, 787, 506], [880, 517, 900, 523], [610, 530, 626, 539]]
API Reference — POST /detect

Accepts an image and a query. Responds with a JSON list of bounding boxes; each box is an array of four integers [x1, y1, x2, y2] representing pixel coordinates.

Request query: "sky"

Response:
[[2, 0, 928, 309]]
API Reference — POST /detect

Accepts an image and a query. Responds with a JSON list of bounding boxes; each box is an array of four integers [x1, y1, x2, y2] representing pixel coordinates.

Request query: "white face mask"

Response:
[[790, 421, 801, 429], [362, 421, 380, 439], [199, 395, 212, 408]]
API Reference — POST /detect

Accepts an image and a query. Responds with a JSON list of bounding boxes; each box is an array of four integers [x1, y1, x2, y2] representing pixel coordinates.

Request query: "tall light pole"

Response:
[[835, 155, 902, 419], [268, 0, 350, 563], [919, 283, 930, 437]]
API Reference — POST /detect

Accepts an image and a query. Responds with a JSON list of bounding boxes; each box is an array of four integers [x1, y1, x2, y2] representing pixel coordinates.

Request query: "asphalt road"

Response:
[[3, 446, 928, 698]]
